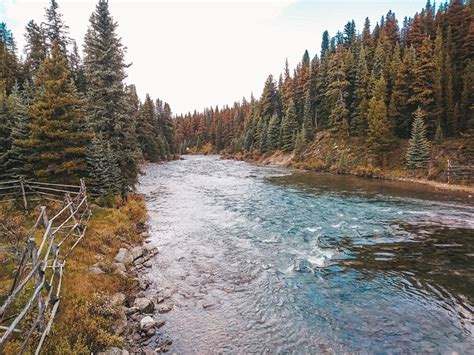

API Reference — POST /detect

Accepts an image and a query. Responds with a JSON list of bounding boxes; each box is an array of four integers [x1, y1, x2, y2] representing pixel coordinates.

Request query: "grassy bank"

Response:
[[1, 194, 148, 354], [222, 131, 474, 194]]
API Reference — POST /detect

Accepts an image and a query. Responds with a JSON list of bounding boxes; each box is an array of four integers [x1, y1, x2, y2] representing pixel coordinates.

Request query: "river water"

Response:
[[138, 155, 474, 354]]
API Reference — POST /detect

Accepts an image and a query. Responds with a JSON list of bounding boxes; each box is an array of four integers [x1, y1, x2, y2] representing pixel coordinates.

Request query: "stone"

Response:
[[131, 246, 144, 260], [113, 263, 127, 273], [115, 248, 133, 266], [88, 264, 105, 275], [144, 260, 153, 268], [134, 257, 145, 265], [132, 333, 141, 341], [111, 293, 126, 305], [125, 306, 139, 316], [146, 328, 156, 336], [140, 231, 150, 238], [141, 347, 156, 355], [134, 297, 154, 313], [112, 310, 128, 335], [140, 316, 156, 332], [97, 347, 129, 355], [158, 304, 172, 314]]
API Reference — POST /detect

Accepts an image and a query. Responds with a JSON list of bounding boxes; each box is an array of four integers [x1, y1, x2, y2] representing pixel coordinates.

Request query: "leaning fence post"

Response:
[[19, 177, 27, 210]]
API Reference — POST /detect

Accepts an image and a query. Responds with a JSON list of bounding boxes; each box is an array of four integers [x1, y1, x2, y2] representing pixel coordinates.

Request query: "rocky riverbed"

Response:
[[94, 230, 173, 355]]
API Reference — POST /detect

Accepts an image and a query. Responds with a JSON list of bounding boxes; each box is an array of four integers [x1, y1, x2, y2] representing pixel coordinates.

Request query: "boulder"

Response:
[[140, 316, 156, 332], [134, 297, 154, 313], [131, 246, 144, 260], [114, 248, 133, 266], [144, 260, 153, 268]]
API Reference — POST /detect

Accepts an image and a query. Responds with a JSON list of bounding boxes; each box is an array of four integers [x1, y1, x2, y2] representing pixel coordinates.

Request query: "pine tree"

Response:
[[406, 108, 431, 169], [281, 100, 298, 152], [43, 0, 70, 54], [367, 77, 393, 162], [87, 135, 121, 196], [4, 83, 32, 179], [460, 60, 474, 133], [351, 45, 370, 135], [0, 83, 11, 181], [161, 102, 176, 154], [24, 42, 89, 182], [84, 0, 140, 193], [266, 114, 280, 151], [302, 92, 313, 142], [409, 36, 437, 136], [23, 20, 47, 80], [326, 45, 350, 129], [321, 31, 330, 59], [137, 95, 162, 161], [0, 23, 19, 94]]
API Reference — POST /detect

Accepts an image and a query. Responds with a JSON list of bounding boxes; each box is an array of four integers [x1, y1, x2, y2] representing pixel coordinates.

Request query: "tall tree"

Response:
[[23, 42, 89, 182], [281, 100, 298, 152], [367, 77, 393, 163], [43, 0, 70, 54], [84, 0, 140, 193]]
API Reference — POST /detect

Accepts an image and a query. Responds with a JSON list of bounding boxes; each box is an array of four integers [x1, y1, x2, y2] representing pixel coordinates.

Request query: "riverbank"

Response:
[[221, 131, 474, 195], [0, 195, 169, 354]]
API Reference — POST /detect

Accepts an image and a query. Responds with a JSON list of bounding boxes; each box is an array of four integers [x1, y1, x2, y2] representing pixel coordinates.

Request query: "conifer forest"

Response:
[[0, 1, 473, 354]]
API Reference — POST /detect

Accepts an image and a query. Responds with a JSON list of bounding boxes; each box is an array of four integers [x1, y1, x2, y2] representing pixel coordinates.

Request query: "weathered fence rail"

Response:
[[446, 160, 474, 184], [0, 178, 91, 354]]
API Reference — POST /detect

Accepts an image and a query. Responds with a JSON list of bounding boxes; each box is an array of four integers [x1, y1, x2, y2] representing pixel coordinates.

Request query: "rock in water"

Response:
[[140, 316, 156, 332], [134, 297, 154, 313]]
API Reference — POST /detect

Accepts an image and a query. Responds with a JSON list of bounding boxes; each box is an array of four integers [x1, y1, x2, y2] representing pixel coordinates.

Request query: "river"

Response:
[[137, 155, 474, 354]]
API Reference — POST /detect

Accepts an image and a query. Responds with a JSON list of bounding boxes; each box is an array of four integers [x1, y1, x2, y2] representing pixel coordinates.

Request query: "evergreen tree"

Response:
[[4, 83, 32, 178], [302, 92, 313, 142], [87, 135, 121, 196], [406, 108, 431, 169], [367, 77, 393, 162], [321, 31, 330, 59], [0, 23, 19, 94], [24, 42, 89, 182], [23, 20, 47, 80], [351, 45, 370, 135], [0, 83, 11, 181], [137, 95, 162, 161], [326, 45, 350, 129], [84, 0, 140, 193], [409, 36, 437, 135], [43, 0, 70, 54], [267, 114, 281, 151], [281, 100, 298, 152]]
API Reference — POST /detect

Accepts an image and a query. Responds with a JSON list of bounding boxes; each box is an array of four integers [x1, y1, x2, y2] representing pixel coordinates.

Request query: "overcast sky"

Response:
[[2, 0, 426, 114]]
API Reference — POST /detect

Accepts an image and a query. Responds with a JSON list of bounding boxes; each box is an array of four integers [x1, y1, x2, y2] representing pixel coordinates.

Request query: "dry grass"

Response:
[[1, 193, 147, 354]]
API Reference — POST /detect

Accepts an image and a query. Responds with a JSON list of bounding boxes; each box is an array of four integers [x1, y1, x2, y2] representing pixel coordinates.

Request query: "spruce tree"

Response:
[[267, 114, 281, 151], [0, 83, 11, 181], [302, 92, 313, 142], [87, 135, 121, 196], [406, 108, 431, 169], [281, 100, 298, 152], [367, 77, 393, 162], [23, 20, 47, 80], [84, 0, 140, 193], [4, 83, 32, 179], [24, 42, 89, 182], [409, 36, 437, 136], [43, 0, 70, 54]]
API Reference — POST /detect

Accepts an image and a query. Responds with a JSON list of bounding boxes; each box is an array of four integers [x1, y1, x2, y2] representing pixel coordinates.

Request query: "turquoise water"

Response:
[[138, 155, 474, 354]]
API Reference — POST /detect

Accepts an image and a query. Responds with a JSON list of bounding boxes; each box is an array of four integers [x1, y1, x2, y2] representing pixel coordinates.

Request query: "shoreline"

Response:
[[220, 152, 474, 196]]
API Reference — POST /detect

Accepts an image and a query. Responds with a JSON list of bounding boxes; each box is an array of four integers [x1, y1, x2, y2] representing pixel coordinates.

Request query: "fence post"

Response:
[[19, 177, 27, 210], [447, 159, 451, 184]]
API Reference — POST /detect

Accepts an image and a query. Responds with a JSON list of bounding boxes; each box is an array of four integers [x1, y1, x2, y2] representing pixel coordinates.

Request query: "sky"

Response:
[[1, 0, 427, 115]]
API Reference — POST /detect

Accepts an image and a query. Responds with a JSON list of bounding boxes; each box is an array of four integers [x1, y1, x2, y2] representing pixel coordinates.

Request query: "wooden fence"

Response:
[[0, 178, 91, 354], [446, 160, 474, 184]]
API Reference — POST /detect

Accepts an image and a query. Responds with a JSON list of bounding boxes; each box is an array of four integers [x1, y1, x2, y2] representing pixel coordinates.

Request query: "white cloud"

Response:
[[3, 0, 425, 114]]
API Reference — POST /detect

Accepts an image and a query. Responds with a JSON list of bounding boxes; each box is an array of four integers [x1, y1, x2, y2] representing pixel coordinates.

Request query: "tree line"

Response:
[[0, 0, 175, 195], [175, 0, 473, 168]]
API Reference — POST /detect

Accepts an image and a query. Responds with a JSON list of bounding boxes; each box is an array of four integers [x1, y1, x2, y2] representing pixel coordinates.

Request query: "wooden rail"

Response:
[[0, 179, 91, 354]]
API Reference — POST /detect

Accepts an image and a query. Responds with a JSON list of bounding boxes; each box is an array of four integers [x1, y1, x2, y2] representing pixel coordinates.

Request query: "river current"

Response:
[[138, 155, 474, 354]]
